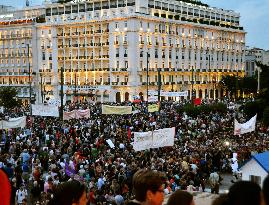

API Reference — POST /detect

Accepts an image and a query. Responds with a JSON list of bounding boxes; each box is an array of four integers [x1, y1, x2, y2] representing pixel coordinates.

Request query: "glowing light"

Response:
[[224, 141, 230, 146]]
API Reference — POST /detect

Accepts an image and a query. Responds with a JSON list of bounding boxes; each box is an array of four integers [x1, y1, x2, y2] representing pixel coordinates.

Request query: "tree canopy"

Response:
[[0, 87, 21, 109], [219, 75, 257, 98]]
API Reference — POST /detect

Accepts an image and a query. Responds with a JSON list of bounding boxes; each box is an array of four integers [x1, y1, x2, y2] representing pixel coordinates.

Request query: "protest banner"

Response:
[[234, 114, 257, 135], [133, 127, 175, 151], [1, 116, 26, 129], [133, 131, 153, 152], [152, 127, 175, 149], [102, 105, 132, 115], [32, 104, 59, 117], [148, 104, 159, 112]]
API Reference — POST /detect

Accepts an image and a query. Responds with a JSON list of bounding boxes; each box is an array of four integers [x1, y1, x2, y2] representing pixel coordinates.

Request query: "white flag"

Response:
[[234, 114, 257, 135]]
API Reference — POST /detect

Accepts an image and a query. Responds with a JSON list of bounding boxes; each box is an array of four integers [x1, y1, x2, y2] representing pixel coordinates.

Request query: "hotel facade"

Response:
[[0, 0, 245, 103]]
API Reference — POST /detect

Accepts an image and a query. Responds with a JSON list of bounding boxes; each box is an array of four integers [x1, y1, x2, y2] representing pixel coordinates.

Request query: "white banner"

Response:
[[76, 109, 91, 119], [133, 127, 175, 151], [152, 127, 175, 149], [1, 116, 26, 129], [32, 104, 59, 117], [234, 114, 257, 135], [160, 91, 188, 97], [148, 91, 188, 97], [133, 131, 153, 152], [148, 96, 158, 102]]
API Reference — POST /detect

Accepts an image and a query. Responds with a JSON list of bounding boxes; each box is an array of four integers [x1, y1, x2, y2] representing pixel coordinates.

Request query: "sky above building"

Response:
[[1, 0, 269, 50]]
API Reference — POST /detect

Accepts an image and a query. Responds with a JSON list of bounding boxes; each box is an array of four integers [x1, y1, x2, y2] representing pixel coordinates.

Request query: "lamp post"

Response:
[[235, 68, 239, 100], [60, 67, 64, 121], [191, 66, 194, 104], [257, 66, 260, 94], [146, 52, 149, 112], [27, 43, 32, 115], [157, 68, 161, 103], [74, 71, 77, 104], [40, 73, 43, 103]]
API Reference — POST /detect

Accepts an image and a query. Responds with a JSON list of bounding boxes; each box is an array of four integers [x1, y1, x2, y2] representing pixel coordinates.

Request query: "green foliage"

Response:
[[263, 106, 269, 126], [180, 103, 227, 117], [239, 76, 257, 95], [220, 75, 258, 98], [243, 100, 266, 120], [220, 75, 237, 97], [256, 62, 269, 102], [0, 87, 21, 109]]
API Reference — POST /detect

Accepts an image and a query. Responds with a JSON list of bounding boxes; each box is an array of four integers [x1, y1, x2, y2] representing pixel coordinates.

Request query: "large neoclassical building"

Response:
[[0, 0, 245, 103]]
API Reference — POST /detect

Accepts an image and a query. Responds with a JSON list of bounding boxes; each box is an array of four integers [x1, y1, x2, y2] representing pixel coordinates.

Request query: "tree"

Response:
[[219, 75, 237, 98], [220, 75, 258, 98], [256, 62, 269, 102], [239, 76, 257, 96], [0, 87, 21, 109], [243, 62, 269, 126]]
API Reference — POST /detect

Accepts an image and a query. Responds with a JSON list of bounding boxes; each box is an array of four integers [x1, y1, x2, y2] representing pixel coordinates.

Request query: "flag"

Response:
[[194, 98, 202, 106], [127, 127, 131, 141], [234, 114, 257, 135], [65, 162, 76, 176], [0, 169, 11, 205]]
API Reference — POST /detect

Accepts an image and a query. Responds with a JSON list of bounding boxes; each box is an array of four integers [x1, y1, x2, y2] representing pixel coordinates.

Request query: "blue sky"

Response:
[[1, 0, 269, 50]]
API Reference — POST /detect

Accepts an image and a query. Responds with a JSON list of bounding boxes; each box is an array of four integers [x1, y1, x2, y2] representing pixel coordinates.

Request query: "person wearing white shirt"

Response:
[[16, 186, 28, 204]]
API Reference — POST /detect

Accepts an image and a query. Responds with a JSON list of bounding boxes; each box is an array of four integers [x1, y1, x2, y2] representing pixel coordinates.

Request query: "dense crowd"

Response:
[[0, 99, 268, 205]]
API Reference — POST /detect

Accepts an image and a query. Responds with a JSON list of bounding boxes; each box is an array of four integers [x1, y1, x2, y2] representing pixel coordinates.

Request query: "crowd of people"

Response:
[[0, 99, 268, 205]]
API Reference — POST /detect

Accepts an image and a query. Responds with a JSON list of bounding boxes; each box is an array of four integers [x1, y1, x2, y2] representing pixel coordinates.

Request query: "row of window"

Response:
[[46, 0, 135, 16], [149, 0, 239, 22]]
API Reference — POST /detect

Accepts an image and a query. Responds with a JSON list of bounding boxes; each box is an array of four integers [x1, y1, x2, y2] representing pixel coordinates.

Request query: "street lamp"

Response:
[[146, 52, 149, 112], [40, 73, 43, 103], [191, 66, 194, 103], [74, 70, 77, 103], [27, 43, 33, 115], [60, 67, 64, 121], [157, 67, 162, 111]]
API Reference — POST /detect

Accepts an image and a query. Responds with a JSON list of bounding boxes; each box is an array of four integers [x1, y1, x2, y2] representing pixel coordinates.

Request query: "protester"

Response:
[[227, 181, 261, 205], [211, 194, 229, 205], [209, 169, 220, 194], [166, 190, 195, 205], [48, 180, 87, 205], [262, 175, 269, 205], [0, 99, 268, 204], [125, 169, 165, 205]]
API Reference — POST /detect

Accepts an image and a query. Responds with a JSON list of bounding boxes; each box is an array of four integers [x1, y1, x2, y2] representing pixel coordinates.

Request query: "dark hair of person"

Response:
[[166, 190, 193, 205], [227, 181, 261, 205], [212, 194, 229, 205], [48, 180, 85, 205], [263, 175, 269, 205], [132, 169, 165, 202]]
